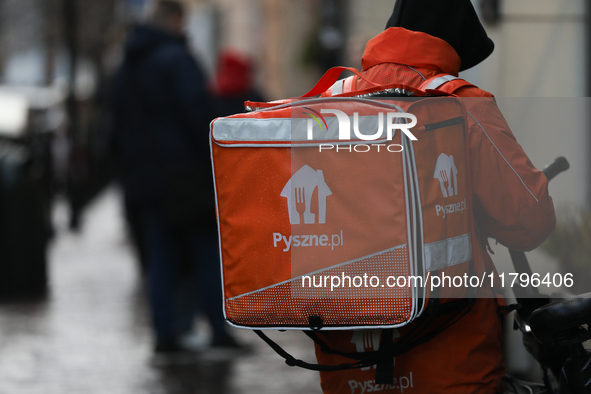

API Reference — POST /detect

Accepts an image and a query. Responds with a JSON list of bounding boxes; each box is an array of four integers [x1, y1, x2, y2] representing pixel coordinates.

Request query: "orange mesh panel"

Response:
[[225, 246, 415, 327]]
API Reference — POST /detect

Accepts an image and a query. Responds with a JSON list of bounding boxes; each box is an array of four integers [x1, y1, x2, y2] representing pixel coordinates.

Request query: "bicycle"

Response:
[[503, 157, 591, 394]]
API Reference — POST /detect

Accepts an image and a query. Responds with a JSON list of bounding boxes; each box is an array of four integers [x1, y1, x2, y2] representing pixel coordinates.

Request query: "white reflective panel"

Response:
[[330, 79, 344, 96], [213, 115, 406, 143], [424, 233, 472, 271], [425, 75, 458, 90]]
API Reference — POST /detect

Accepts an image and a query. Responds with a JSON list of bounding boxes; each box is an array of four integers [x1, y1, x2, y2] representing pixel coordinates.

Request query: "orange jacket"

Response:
[[314, 28, 555, 394]]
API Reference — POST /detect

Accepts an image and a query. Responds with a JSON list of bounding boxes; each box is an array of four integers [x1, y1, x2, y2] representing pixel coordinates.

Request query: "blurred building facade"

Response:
[[187, 0, 588, 209]]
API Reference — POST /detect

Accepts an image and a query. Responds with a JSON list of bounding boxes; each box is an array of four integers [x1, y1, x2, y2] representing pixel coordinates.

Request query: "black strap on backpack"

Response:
[[375, 328, 395, 384], [253, 296, 475, 384]]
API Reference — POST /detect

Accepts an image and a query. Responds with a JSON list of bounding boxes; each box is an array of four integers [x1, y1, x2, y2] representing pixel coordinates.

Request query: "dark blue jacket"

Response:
[[113, 25, 212, 203]]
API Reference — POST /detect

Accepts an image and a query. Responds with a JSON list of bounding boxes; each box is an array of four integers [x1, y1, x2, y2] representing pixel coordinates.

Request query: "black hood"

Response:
[[385, 0, 494, 71], [123, 24, 187, 63]]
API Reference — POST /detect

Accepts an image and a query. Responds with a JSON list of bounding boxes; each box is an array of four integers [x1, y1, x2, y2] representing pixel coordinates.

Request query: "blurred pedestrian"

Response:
[[209, 49, 266, 117], [112, 0, 225, 365]]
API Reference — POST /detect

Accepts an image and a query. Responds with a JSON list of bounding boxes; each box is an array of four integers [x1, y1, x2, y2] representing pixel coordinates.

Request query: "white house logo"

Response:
[[350, 330, 400, 371], [433, 153, 466, 218], [273, 166, 342, 252], [434, 153, 458, 197], [281, 165, 332, 225]]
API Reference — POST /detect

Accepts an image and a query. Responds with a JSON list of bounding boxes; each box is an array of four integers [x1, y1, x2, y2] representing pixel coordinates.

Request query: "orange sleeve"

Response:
[[464, 97, 556, 251]]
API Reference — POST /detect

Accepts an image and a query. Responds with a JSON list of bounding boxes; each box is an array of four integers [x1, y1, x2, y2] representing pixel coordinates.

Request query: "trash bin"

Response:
[[0, 92, 50, 299]]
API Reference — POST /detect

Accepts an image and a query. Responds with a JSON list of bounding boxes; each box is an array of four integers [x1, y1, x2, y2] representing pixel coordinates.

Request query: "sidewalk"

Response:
[[0, 187, 321, 394]]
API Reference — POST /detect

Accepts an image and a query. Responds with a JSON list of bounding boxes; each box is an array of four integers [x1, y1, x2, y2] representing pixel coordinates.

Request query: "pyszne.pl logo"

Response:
[[273, 165, 344, 252], [304, 108, 417, 153]]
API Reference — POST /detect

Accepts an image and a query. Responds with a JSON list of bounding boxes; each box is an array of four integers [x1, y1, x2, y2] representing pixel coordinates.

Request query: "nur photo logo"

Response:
[[303, 108, 418, 153]]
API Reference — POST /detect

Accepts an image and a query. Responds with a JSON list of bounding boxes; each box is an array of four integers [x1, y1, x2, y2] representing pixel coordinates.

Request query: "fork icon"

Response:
[[294, 187, 316, 224], [434, 153, 458, 199], [295, 187, 306, 224], [440, 169, 454, 197]]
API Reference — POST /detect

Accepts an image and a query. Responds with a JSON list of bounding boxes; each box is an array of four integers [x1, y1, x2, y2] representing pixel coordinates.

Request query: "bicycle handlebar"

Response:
[[542, 156, 569, 182], [511, 157, 570, 309]]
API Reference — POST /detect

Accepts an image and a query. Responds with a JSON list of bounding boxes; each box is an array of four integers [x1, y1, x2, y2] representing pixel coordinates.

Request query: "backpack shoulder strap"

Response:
[[323, 75, 358, 96], [419, 74, 477, 95]]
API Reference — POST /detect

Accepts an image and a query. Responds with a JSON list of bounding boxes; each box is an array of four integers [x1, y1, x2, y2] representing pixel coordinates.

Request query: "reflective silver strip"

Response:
[[405, 127, 426, 316], [213, 115, 400, 142], [331, 79, 345, 95], [407, 66, 426, 81], [424, 233, 472, 271], [424, 75, 458, 90], [402, 129, 418, 320], [467, 111, 539, 203], [225, 320, 412, 331], [213, 118, 291, 141], [210, 131, 229, 322]]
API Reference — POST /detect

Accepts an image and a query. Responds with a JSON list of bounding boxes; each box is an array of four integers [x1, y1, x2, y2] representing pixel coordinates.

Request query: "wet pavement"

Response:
[[0, 188, 322, 394]]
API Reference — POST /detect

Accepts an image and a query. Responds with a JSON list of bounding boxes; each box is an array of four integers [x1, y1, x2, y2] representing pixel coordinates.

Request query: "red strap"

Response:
[[244, 99, 291, 109], [301, 66, 380, 97], [435, 79, 475, 94]]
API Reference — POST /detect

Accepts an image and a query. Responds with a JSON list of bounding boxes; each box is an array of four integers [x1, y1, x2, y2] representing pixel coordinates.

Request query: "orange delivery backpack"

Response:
[[209, 67, 482, 378]]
